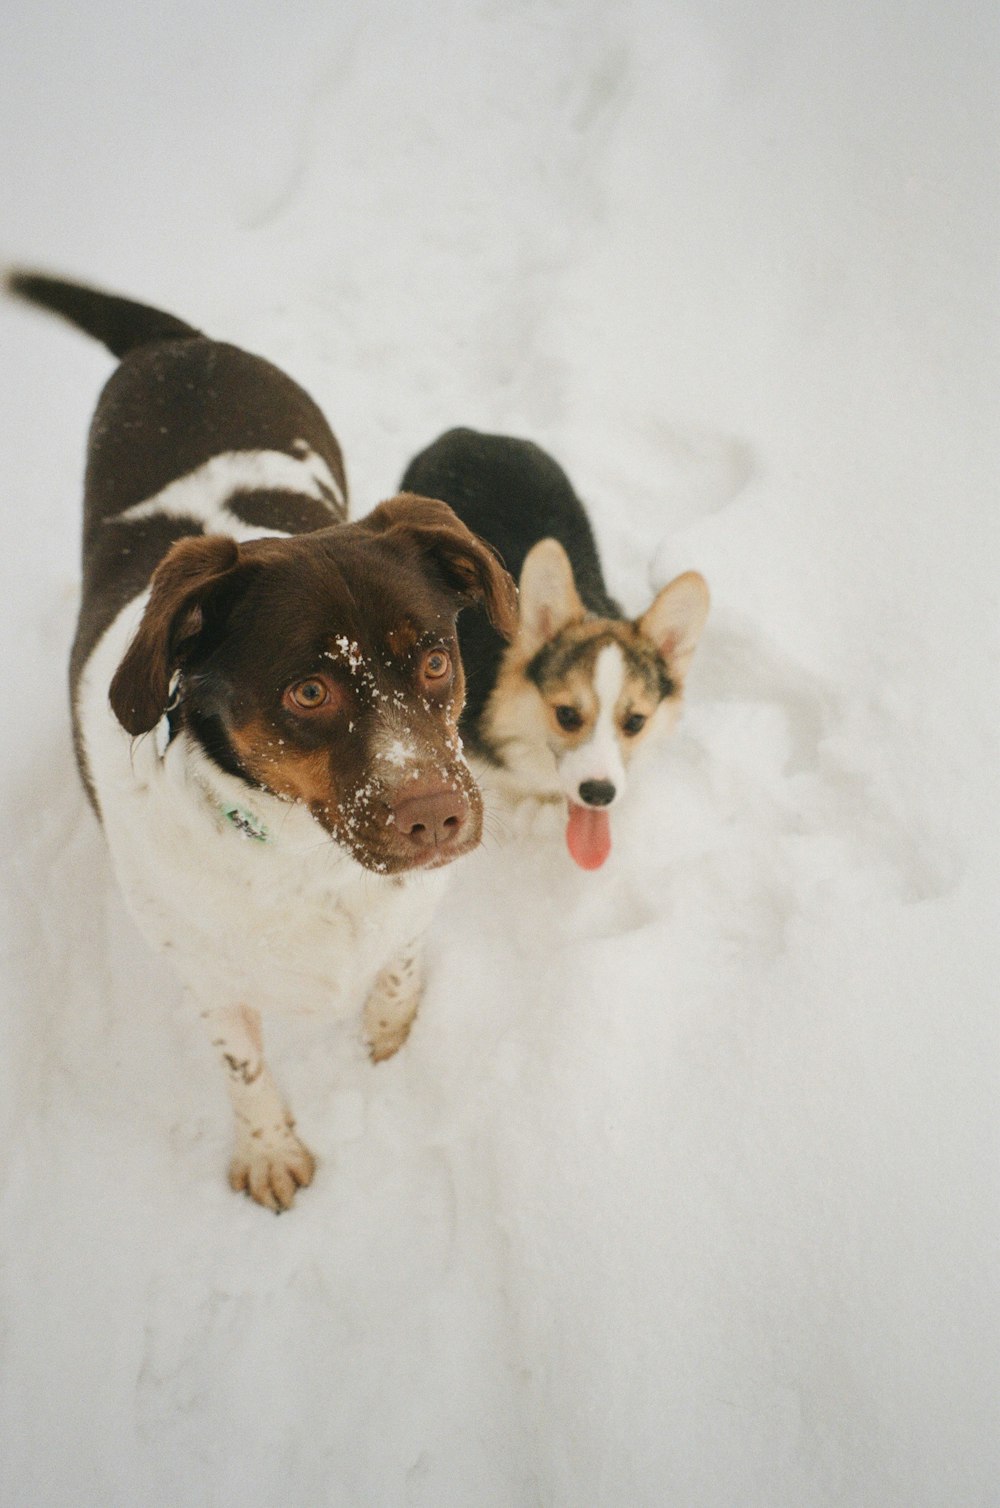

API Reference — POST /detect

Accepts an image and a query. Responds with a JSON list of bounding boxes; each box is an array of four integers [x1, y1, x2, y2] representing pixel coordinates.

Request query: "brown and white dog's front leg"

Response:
[[200, 1001, 315, 1211], [363, 942, 424, 1063]]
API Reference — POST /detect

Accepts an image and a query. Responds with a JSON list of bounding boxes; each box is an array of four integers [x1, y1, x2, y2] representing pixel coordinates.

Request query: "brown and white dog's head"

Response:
[[483, 538, 709, 870], [109, 494, 517, 874]]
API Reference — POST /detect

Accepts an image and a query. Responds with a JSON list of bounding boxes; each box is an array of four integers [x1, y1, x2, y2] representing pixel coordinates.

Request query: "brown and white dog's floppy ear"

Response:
[[637, 571, 710, 679], [109, 534, 243, 735], [366, 493, 519, 640], [516, 538, 585, 656]]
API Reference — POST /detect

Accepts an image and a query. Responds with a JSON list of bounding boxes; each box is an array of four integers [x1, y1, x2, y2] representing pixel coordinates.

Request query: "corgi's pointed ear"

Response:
[[516, 538, 585, 654], [638, 571, 710, 678]]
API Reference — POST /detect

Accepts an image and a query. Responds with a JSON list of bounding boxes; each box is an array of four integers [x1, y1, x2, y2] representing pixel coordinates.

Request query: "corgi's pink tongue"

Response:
[[565, 803, 612, 871]]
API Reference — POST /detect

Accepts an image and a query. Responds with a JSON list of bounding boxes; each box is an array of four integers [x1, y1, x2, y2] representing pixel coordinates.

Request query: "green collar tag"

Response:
[[221, 805, 270, 843]]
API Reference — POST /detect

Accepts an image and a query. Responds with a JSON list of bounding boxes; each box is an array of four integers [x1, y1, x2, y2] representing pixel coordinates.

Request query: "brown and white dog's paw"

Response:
[[228, 1124, 316, 1212], [363, 944, 423, 1063], [365, 1013, 416, 1063]]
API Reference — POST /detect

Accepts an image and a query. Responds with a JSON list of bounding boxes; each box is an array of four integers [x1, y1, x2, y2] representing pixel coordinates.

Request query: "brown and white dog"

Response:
[[401, 429, 708, 870], [8, 275, 516, 1210]]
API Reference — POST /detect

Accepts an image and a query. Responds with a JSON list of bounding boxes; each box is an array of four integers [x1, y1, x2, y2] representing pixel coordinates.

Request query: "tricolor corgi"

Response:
[[400, 428, 709, 871]]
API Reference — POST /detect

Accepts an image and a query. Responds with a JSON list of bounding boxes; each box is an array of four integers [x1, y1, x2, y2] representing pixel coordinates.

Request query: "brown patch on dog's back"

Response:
[[226, 488, 343, 536], [82, 339, 347, 529]]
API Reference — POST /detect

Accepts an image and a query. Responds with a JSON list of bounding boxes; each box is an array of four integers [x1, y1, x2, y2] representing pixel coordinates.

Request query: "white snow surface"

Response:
[[1, 4, 997, 1505]]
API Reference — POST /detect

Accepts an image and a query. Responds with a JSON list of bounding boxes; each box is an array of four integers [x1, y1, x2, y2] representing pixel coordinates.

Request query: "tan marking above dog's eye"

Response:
[[622, 711, 647, 736], [386, 621, 419, 658], [422, 649, 451, 681], [554, 704, 583, 732], [285, 677, 335, 712]]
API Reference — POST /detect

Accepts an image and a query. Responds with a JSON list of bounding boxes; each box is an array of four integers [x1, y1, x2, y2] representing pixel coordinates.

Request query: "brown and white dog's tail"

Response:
[[5, 270, 201, 358]]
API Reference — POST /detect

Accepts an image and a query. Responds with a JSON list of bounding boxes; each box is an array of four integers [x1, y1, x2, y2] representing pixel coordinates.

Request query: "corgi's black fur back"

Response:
[[401, 427, 619, 745]]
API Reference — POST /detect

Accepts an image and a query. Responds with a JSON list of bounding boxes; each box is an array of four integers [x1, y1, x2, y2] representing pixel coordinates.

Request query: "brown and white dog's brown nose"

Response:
[[392, 786, 471, 855]]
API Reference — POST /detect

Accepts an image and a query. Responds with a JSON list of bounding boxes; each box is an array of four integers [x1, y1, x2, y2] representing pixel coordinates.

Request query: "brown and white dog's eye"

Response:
[[622, 711, 647, 736], [284, 677, 335, 712], [554, 704, 583, 733], [421, 649, 452, 683]]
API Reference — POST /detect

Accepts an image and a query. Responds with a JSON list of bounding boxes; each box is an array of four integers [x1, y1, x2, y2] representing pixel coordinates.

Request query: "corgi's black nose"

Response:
[[578, 779, 616, 807]]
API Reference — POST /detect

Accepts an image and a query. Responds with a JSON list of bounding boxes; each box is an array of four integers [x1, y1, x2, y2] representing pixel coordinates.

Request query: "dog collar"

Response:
[[185, 756, 273, 844], [156, 692, 272, 844], [220, 803, 270, 843]]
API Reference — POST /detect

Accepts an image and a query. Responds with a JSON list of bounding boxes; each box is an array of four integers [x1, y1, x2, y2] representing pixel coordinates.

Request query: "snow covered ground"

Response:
[[1, 2, 997, 1504]]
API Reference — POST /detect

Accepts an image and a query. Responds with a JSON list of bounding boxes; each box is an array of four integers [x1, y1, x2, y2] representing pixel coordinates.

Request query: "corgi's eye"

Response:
[[554, 705, 583, 732], [622, 712, 647, 736]]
